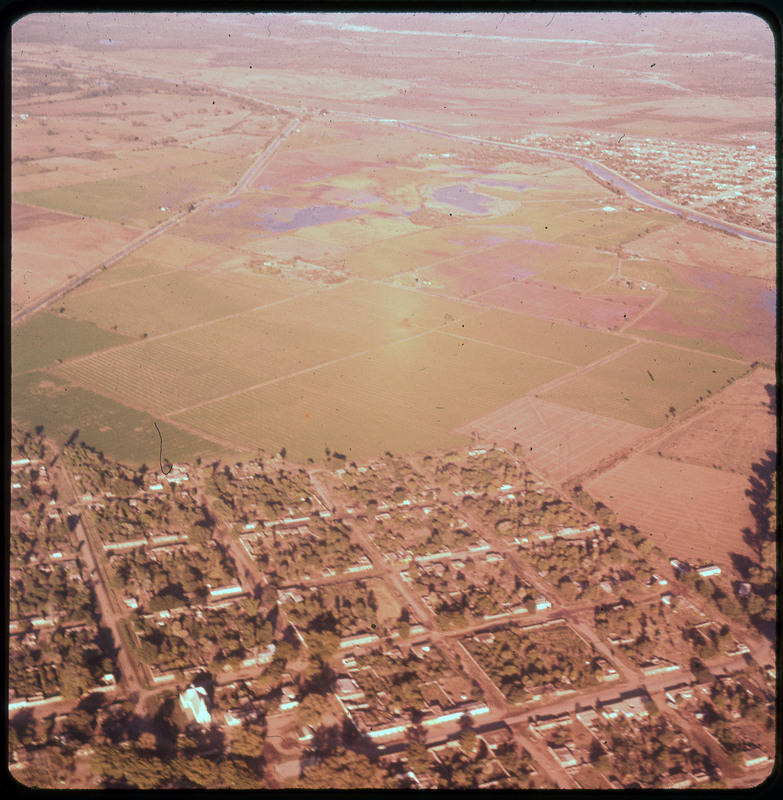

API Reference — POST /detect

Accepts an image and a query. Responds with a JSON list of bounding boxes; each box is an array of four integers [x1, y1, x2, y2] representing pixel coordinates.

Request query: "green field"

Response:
[[173, 330, 572, 462], [12, 312, 133, 374], [540, 342, 750, 428], [443, 308, 632, 366], [13, 154, 254, 227], [12, 371, 225, 467], [59, 269, 308, 337]]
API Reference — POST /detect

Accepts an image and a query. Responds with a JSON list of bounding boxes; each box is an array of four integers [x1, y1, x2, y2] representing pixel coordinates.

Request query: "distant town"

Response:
[[9, 426, 775, 789]]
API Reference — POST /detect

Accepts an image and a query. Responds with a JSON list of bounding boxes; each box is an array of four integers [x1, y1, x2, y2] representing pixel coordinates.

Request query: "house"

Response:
[[660, 772, 692, 789], [742, 748, 769, 768], [535, 596, 552, 611], [670, 559, 690, 574], [179, 685, 211, 726], [736, 582, 752, 597], [333, 677, 365, 703], [479, 725, 513, 752], [696, 565, 721, 578], [549, 746, 578, 768]]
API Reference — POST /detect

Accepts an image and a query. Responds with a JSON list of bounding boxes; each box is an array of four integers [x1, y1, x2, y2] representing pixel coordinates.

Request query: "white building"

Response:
[[179, 684, 211, 726]]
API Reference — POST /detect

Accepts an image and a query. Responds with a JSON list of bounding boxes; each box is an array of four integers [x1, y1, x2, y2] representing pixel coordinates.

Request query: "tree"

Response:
[[459, 729, 478, 756], [229, 723, 267, 759], [296, 693, 334, 727], [298, 747, 391, 789], [405, 740, 430, 774]]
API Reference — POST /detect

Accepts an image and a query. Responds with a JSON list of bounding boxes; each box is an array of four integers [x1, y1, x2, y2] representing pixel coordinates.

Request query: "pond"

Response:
[[255, 204, 362, 233], [432, 184, 494, 214]]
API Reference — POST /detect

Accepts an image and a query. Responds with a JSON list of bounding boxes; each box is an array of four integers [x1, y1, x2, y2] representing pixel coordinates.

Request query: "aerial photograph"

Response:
[[9, 10, 776, 789]]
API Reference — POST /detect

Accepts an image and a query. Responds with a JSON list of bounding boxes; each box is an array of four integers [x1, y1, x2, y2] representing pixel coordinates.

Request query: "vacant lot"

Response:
[[456, 396, 649, 483], [541, 342, 750, 428], [586, 453, 757, 570], [443, 308, 632, 366], [174, 331, 572, 462]]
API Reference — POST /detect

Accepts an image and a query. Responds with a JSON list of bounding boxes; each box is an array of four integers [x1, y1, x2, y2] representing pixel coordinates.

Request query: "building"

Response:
[[179, 684, 211, 726], [333, 677, 365, 703], [696, 565, 721, 578], [742, 748, 769, 768]]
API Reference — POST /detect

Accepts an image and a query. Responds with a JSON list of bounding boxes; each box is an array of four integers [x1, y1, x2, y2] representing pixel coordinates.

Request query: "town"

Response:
[[9, 425, 775, 789]]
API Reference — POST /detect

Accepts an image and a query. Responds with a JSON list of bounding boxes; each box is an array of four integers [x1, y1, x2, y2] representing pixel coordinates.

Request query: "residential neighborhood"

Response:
[[8, 426, 775, 789]]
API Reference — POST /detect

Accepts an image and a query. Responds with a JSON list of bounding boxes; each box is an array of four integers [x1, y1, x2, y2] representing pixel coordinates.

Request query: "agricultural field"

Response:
[[443, 308, 632, 367], [174, 331, 573, 463], [585, 453, 757, 570], [540, 342, 751, 428], [11, 370, 226, 467], [56, 269, 308, 338], [455, 397, 649, 484], [11, 208, 142, 308], [475, 280, 650, 330], [650, 367, 776, 477], [624, 220, 776, 280], [11, 311, 132, 374], [627, 266, 776, 363]]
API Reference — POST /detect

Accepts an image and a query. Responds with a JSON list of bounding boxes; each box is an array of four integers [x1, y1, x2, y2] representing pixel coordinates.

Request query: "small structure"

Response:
[[179, 684, 211, 726], [333, 677, 365, 703], [696, 565, 721, 578]]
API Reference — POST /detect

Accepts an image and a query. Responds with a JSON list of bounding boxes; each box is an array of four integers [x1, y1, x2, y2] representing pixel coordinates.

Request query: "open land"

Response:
[[10, 10, 775, 792]]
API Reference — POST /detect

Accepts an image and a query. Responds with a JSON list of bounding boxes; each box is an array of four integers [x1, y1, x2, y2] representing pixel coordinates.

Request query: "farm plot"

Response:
[[339, 225, 472, 280], [13, 153, 254, 227], [585, 454, 757, 569], [455, 397, 649, 484], [58, 269, 307, 338], [12, 312, 132, 374], [290, 214, 420, 250], [12, 202, 75, 231], [540, 342, 750, 428], [629, 268, 776, 363], [555, 208, 673, 249], [12, 216, 142, 308], [56, 285, 442, 415], [443, 308, 632, 366], [475, 280, 650, 330], [11, 371, 225, 467], [625, 220, 775, 280], [650, 367, 776, 476], [174, 331, 573, 463]]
